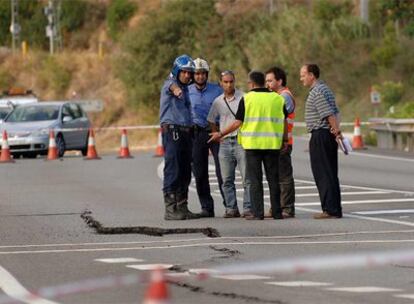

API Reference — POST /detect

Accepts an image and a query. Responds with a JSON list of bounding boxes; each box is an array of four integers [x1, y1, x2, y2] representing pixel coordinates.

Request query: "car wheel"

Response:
[[23, 152, 37, 159], [81, 137, 88, 156], [56, 134, 66, 157], [12, 153, 22, 159]]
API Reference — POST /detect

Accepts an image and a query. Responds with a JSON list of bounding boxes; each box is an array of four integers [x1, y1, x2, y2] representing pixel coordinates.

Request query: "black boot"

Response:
[[176, 193, 200, 220], [164, 193, 185, 220]]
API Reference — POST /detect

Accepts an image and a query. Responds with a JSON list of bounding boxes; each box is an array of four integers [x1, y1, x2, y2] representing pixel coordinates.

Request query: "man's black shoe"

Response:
[[245, 215, 264, 220], [199, 210, 215, 218]]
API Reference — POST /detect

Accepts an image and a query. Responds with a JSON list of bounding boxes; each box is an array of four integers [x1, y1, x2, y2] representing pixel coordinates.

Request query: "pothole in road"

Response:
[[81, 210, 220, 238]]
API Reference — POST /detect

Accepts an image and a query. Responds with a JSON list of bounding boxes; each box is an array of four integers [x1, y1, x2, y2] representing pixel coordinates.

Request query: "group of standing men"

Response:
[[159, 54, 343, 221]]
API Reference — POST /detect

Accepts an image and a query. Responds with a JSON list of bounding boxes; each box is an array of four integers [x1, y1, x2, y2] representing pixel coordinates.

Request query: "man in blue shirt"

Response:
[[159, 54, 200, 220], [188, 58, 224, 217]]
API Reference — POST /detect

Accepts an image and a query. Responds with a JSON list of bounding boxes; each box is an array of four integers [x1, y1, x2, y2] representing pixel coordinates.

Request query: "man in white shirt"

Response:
[[207, 70, 252, 218]]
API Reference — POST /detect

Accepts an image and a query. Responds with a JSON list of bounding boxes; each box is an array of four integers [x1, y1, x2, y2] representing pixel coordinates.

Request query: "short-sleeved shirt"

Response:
[[280, 91, 295, 114], [235, 88, 288, 121], [188, 82, 223, 128], [207, 89, 244, 137], [304, 80, 339, 132], [159, 77, 192, 126]]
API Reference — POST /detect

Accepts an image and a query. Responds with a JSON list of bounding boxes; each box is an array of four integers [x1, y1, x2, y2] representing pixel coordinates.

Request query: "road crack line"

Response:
[[80, 210, 220, 238], [169, 281, 284, 304]]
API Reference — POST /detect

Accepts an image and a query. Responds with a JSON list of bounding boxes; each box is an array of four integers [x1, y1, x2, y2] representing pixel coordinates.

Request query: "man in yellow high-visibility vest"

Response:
[[209, 71, 288, 220]]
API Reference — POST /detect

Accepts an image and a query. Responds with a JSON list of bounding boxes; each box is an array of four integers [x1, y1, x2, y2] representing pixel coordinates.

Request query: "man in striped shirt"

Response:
[[300, 64, 343, 219]]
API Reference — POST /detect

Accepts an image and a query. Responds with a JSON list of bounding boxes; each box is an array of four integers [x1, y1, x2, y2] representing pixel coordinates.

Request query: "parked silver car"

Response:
[[1, 102, 91, 158]]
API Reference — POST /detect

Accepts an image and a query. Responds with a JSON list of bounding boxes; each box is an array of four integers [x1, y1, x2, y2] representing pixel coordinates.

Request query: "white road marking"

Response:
[[266, 281, 332, 287], [3, 229, 413, 251], [297, 198, 414, 206], [326, 286, 402, 293], [126, 264, 174, 270], [350, 151, 414, 163], [1, 240, 414, 255], [0, 265, 59, 304], [212, 274, 271, 280], [394, 294, 414, 300], [353, 209, 414, 215], [295, 178, 414, 195], [188, 268, 219, 275], [298, 206, 414, 228], [94, 258, 144, 263]]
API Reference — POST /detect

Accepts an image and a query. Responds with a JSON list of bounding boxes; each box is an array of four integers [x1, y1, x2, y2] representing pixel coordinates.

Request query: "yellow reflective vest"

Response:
[[238, 90, 285, 150]]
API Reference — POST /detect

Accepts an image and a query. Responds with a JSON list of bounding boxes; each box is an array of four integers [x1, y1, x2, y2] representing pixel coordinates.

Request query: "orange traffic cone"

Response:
[[154, 128, 164, 157], [46, 130, 58, 160], [143, 268, 170, 304], [85, 128, 101, 160], [352, 117, 365, 150], [118, 129, 133, 159], [0, 130, 15, 163]]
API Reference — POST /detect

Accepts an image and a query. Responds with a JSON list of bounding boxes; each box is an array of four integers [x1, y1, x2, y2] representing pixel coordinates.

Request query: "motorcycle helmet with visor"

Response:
[[171, 54, 195, 78]]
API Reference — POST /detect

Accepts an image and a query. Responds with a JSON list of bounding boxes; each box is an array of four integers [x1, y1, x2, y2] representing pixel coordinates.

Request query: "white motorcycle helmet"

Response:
[[193, 58, 210, 73]]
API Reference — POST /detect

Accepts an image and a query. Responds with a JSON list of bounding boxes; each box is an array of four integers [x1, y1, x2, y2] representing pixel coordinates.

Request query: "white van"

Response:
[[0, 88, 38, 122]]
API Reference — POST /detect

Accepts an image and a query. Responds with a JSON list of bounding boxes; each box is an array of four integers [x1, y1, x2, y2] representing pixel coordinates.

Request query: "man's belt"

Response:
[[161, 124, 192, 133]]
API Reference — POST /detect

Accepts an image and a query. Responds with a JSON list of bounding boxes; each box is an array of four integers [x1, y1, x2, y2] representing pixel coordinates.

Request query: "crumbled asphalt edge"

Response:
[[169, 281, 284, 304], [209, 245, 241, 258], [80, 210, 220, 238]]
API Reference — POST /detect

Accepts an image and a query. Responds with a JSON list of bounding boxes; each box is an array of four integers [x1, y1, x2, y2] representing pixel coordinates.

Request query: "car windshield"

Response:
[[5, 105, 60, 122], [0, 108, 11, 120]]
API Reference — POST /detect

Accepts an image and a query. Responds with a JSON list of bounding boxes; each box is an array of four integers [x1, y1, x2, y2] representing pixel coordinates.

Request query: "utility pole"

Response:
[[360, 0, 369, 23], [10, 0, 21, 53], [44, 0, 62, 54]]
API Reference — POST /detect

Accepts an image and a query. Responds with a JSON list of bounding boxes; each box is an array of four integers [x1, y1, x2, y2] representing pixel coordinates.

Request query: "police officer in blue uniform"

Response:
[[189, 58, 224, 217], [159, 55, 200, 220]]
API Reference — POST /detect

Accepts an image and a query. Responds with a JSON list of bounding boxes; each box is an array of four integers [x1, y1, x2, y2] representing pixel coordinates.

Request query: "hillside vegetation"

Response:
[[0, 0, 413, 147]]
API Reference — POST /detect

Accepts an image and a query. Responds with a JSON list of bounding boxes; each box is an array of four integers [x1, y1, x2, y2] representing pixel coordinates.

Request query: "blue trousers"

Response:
[[162, 128, 192, 198]]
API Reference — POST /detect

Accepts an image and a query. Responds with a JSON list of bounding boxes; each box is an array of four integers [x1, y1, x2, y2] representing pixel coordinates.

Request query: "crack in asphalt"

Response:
[[80, 210, 220, 238], [169, 280, 285, 304], [209, 245, 241, 258]]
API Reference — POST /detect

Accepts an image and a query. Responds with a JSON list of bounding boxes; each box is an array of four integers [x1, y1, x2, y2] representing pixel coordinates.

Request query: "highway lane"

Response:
[[0, 137, 413, 304]]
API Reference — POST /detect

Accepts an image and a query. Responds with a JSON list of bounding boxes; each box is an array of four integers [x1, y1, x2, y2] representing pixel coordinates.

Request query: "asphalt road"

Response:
[[0, 137, 414, 304]]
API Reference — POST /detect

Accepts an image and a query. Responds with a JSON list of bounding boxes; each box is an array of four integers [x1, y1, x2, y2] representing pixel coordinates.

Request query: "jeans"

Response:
[[279, 145, 295, 215], [245, 149, 281, 218], [162, 128, 192, 198], [309, 129, 342, 217], [192, 128, 224, 214], [219, 137, 251, 212]]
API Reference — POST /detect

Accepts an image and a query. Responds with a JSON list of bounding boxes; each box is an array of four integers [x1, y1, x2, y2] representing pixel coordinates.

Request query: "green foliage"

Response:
[[386, 102, 414, 118], [375, 81, 404, 108], [39, 57, 71, 95], [0, 1, 11, 47], [404, 20, 414, 38], [118, 0, 219, 107], [313, 0, 353, 23], [60, 0, 88, 32], [364, 131, 377, 146], [107, 0, 137, 40], [371, 22, 400, 68]]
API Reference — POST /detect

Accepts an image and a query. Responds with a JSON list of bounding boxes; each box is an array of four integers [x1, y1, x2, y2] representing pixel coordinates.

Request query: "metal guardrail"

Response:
[[369, 118, 414, 153]]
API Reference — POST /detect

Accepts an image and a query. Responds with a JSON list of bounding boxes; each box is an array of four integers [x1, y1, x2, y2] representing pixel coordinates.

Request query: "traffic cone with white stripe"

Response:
[[352, 117, 365, 150], [85, 128, 101, 160], [142, 268, 170, 304], [0, 130, 15, 163], [154, 128, 164, 157], [118, 129, 133, 159], [46, 130, 58, 160]]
